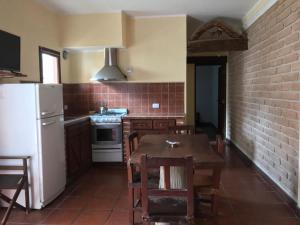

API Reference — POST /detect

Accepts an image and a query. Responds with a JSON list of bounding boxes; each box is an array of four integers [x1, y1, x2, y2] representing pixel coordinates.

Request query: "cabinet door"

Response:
[[131, 119, 153, 130], [80, 121, 92, 170], [153, 119, 176, 130], [65, 125, 81, 180]]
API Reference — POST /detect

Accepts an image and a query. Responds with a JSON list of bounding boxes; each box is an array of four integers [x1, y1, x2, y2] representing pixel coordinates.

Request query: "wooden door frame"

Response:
[[187, 56, 227, 137], [39, 46, 61, 84]]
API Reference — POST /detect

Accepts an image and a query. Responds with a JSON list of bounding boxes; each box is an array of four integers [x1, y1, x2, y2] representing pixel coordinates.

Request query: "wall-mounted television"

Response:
[[0, 30, 21, 72]]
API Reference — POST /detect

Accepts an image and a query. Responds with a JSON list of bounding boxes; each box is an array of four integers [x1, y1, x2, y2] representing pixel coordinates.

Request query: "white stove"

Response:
[[90, 108, 127, 162], [90, 108, 127, 124]]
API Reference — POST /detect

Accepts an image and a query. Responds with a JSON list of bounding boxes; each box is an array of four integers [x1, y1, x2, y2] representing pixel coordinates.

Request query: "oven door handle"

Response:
[[92, 123, 121, 126]]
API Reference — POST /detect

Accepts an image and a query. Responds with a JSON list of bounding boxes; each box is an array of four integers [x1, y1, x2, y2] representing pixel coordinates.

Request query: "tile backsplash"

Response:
[[63, 83, 184, 116]]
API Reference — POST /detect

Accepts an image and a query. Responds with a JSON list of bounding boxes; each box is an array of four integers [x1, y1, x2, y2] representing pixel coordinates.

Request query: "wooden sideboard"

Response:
[[122, 116, 185, 161]]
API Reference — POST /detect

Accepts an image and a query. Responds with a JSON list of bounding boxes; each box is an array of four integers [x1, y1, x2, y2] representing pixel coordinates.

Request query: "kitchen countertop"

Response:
[[64, 115, 90, 126], [64, 113, 186, 125], [122, 113, 185, 119]]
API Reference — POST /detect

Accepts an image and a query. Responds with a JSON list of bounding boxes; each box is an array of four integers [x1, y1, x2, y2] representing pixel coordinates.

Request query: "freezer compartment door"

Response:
[[38, 115, 66, 205], [36, 84, 64, 119]]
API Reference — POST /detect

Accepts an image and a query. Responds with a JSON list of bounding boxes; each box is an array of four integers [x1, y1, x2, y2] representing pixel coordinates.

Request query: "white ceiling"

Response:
[[35, 0, 258, 21]]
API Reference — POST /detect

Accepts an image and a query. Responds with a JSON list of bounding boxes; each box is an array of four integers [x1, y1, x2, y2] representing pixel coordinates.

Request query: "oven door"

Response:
[[91, 123, 122, 146]]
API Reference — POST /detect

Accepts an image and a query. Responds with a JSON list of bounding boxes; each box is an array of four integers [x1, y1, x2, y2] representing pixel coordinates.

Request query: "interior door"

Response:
[[38, 115, 66, 205], [218, 65, 226, 138]]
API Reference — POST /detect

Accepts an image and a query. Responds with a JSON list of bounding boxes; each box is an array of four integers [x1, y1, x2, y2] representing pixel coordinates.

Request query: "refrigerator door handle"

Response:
[[41, 111, 55, 116], [42, 121, 56, 126]]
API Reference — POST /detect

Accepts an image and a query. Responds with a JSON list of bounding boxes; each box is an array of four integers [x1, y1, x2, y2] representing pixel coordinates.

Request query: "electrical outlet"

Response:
[[64, 105, 68, 110], [152, 103, 160, 109]]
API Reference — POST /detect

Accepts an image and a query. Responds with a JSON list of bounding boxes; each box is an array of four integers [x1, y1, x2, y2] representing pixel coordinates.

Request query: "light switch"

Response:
[[152, 103, 160, 109], [64, 105, 68, 110]]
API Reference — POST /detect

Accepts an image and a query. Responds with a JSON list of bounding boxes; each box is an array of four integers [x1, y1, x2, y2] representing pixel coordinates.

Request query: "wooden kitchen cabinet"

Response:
[[65, 119, 92, 183], [131, 119, 153, 130], [153, 119, 176, 130]]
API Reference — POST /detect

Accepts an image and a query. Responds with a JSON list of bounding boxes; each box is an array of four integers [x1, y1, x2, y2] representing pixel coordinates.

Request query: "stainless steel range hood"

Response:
[[90, 48, 127, 82]]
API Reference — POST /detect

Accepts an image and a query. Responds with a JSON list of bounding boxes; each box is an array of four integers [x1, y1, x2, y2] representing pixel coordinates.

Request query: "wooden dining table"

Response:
[[129, 134, 225, 169], [129, 134, 225, 225]]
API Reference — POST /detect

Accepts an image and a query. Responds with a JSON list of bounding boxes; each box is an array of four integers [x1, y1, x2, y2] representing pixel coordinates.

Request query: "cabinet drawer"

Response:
[[131, 119, 153, 130], [153, 119, 176, 130]]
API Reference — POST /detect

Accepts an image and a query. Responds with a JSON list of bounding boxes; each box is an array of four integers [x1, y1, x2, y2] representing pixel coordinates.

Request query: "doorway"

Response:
[[188, 56, 227, 139], [39, 46, 61, 84]]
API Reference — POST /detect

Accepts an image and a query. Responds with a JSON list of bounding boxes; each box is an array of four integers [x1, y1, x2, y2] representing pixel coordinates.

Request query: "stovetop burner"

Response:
[[90, 108, 128, 123]]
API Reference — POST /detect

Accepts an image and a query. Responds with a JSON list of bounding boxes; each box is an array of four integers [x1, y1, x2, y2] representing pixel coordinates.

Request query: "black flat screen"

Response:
[[0, 30, 20, 72]]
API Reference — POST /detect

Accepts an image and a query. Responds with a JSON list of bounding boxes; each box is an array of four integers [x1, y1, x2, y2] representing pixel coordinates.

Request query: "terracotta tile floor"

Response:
[[3, 146, 300, 225]]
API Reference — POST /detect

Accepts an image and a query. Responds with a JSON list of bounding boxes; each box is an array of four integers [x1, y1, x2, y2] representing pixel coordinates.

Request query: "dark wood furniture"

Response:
[[0, 156, 30, 225], [126, 131, 141, 225], [140, 154, 194, 224], [194, 135, 225, 215], [188, 19, 248, 52], [130, 134, 224, 169], [0, 70, 27, 78], [122, 117, 185, 161], [64, 118, 92, 183], [169, 125, 195, 135]]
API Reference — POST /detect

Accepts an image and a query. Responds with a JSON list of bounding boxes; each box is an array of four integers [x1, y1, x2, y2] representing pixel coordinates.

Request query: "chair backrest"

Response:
[[140, 154, 194, 222], [126, 132, 139, 184], [127, 131, 139, 159], [169, 125, 195, 135], [0, 156, 30, 175], [216, 135, 225, 156], [210, 135, 225, 157]]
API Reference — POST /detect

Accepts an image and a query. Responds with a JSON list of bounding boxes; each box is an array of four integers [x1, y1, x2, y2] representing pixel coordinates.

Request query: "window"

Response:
[[39, 47, 61, 84]]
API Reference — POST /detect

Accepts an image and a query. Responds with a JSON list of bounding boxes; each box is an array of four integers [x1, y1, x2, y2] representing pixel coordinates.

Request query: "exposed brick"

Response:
[[284, 32, 299, 45], [283, 11, 300, 27], [228, 0, 299, 197], [292, 20, 300, 31], [277, 27, 293, 40], [292, 62, 300, 71]]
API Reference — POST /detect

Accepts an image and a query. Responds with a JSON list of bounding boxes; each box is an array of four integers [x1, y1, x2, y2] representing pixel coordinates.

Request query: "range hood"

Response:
[[91, 48, 127, 81]]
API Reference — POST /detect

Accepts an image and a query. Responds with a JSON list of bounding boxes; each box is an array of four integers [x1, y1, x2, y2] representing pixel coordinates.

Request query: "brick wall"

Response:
[[228, 0, 300, 199], [63, 82, 184, 116]]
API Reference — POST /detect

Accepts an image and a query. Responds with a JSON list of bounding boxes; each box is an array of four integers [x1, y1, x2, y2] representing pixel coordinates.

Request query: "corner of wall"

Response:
[[243, 0, 278, 29]]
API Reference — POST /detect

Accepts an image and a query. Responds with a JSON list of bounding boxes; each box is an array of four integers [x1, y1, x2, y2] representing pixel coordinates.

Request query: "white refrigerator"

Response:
[[0, 84, 66, 209]]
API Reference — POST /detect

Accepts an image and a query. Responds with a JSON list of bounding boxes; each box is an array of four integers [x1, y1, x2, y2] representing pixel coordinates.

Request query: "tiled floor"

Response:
[[2, 145, 300, 225]]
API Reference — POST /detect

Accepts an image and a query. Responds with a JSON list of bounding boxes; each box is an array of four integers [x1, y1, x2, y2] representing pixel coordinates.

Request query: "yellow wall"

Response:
[[60, 12, 126, 48], [0, 0, 61, 83], [65, 51, 104, 83], [118, 16, 187, 82], [63, 16, 187, 83], [0, 1, 187, 87]]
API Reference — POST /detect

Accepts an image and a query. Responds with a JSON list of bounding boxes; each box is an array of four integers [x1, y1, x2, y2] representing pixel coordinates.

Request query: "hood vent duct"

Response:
[[91, 48, 127, 82]]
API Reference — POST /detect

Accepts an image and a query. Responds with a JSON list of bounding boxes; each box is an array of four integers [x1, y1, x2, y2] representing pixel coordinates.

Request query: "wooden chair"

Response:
[[0, 156, 30, 225], [194, 135, 225, 215], [140, 154, 194, 224], [169, 125, 195, 135], [126, 131, 141, 225]]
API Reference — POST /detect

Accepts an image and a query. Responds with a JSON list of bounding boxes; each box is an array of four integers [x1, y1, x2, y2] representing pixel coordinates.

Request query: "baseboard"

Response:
[[227, 140, 300, 216]]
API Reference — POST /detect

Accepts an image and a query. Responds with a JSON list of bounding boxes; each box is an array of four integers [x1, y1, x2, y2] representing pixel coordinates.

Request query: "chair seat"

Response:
[[149, 197, 187, 216], [194, 174, 213, 187], [131, 170, 160, 189], [194, 187, 218, 199], [0, 174, 23, 189]]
